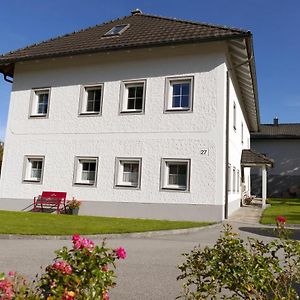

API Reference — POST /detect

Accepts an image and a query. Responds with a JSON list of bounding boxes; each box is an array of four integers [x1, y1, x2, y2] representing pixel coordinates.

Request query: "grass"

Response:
[[0, 210, 213, 235], [261, 198, 300, 224]]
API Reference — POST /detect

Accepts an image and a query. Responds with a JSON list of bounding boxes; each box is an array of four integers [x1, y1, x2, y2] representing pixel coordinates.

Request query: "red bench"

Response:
[[33, 191, 67, 214]]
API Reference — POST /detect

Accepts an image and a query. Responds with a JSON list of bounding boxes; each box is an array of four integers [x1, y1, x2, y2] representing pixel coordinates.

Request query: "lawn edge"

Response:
[[0, 222, 219, 240]]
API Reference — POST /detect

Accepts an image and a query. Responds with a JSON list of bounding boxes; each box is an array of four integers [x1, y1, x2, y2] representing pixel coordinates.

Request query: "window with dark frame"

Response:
[[74, 157, 98, 186], [23, 156, 45, 183], [81, 161, 96, 182], [30, 89, 50, 117], [37, 92, 49, 115], [172, 82, 190, 108], [86, 87, 101, 113]]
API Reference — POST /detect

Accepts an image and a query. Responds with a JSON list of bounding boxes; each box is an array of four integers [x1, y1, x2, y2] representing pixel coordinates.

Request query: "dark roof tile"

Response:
[[251, 124, 300, 139], [0, 13, 249, 65]]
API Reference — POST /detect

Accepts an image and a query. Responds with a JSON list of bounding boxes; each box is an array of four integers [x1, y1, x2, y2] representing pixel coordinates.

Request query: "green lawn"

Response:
[[261, 198, 300, 224], [0, 210, 213, 235]]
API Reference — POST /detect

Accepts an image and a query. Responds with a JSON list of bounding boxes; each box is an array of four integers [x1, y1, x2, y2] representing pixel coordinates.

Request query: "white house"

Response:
[[0, 10, 261, 221], [251, 119, 300, 198]]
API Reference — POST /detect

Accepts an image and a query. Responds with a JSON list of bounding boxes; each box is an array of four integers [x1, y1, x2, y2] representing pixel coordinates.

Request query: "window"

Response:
[[241, 122, 244, 144], [165, 77, 193, 112], [227, 164, 231, 192], [23, 156, 44, 183], [233, 102, 236, 130], [104, 24, 129, 36], [237, 170, 240, 193], [80, 85, 103, 115], [233, 167, 236, 192], [74, 157, 98, 186], [161, 159, 190, 191], [30, 88, 50, 117], [115, 158, 142, 188], [120, 80, 146, 113]]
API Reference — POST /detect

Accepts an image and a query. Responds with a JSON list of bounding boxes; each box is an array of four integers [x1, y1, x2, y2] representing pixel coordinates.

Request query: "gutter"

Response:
[[1, 72, 13, 83]]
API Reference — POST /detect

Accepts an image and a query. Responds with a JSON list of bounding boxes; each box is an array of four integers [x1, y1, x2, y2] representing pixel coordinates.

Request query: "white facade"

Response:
[[0, 42, 252, 221]]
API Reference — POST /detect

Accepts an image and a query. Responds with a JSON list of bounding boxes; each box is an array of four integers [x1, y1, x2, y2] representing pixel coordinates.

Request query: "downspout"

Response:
[[224, 71, 230, 219]]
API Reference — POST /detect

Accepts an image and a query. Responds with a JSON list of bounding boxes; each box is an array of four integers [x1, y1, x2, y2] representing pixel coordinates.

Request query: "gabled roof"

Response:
[[0, 11, 249, 66], [251, 124, 300, 139], [241, 149, 274, 167], [0, 10, 260, 131]]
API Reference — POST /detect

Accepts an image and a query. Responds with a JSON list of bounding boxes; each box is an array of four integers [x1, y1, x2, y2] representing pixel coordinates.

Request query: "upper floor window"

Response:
[[23, 155, 45, 183], [233, 102, 236, 130], [227, 164, 231, 192], [120, 80, 146, 114], [161, 158, 190, 191], [30, 88, 50, 117], [233, 167, 236, 192], [79, 84, 103, 115], [165, 76, 193, 112]]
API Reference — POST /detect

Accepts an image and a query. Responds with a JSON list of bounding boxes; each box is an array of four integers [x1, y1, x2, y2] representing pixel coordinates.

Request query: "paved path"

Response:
[[0, 210, 277, 300]]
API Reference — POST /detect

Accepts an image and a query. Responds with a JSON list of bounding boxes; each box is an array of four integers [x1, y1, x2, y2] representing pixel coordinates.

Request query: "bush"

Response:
[[0, 234, 126, 299], [177, 220, 300, 299]]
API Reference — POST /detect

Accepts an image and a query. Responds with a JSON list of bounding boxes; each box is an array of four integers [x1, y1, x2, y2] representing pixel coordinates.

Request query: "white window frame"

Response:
[[114, 158, 142, 189], [233, 101, 237, 130], [237, 170, 240, 193], [227, 164, 231, 192], [164, 76, 194, 112], [104, 24, 130, 36], [73, 157, 98, 186], [233, 167, 236, 193], [241, 122, 244, 144], [161, 158, 191, 192], [23, 155, 45, 183], [119, 80, 146, 114], [79, 84, 103, 115], [29, 88, 50, 118]]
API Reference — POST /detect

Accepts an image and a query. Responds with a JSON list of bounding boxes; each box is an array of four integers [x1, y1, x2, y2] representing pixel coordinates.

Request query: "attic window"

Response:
[[104, 24, 129, 36]]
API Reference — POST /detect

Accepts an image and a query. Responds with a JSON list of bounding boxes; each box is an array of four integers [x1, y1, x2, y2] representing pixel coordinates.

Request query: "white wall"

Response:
[[0, 43, 228, 213], [226, 68, 251, 214]]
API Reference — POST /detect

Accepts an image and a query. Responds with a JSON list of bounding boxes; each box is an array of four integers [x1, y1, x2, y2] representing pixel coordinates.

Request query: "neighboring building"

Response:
[[251, 118, 300, 198], [0, 10, 260, 221]]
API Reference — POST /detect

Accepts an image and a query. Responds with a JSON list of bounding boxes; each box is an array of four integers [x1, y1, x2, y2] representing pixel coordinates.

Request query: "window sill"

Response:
[[164, 108, 192, 113], [79, 112, 101, 116], [23, 179, 42, 184], [114, 184, 140, 190], [120, 109, 144, 115], [161, 186, 189, 192], [74, 182, 96, 187], [29, 114, 48, 118]]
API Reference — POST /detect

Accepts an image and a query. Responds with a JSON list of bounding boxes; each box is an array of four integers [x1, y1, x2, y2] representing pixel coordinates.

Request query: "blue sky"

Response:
[[0, 0, 299, 141]]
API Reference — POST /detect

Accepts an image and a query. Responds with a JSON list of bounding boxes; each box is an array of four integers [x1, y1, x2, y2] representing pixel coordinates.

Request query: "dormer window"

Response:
[[104, 24, 129, 36]]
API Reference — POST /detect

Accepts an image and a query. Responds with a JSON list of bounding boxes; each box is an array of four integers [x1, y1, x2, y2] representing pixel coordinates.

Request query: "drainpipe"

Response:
[[224, 71, 230, 219]]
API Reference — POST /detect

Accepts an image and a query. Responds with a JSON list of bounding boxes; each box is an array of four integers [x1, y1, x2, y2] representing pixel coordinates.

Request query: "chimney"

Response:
[[273, 117, 279, 126], [131, 8, 142, 15]]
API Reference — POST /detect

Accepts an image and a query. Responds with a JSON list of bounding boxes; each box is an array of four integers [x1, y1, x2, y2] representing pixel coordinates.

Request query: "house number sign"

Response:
[[200, 149, 209, 155]]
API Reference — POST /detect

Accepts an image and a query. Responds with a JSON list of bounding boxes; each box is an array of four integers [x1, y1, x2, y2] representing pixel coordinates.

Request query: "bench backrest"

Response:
[[41, 191, 67, 200]]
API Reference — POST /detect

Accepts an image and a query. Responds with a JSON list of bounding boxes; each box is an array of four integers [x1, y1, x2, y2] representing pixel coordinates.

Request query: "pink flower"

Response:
[[276, 215, 286, 223], [52, 261, 72, 275], [115, 247, 126, 259], [72, 234, 81, 243], [73, 240, 82, 250], [102, 290, 110, 300], [7, 272, 15, 277]]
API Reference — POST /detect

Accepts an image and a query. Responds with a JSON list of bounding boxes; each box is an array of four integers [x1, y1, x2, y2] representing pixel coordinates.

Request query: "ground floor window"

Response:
[[115, 158, 142, 188], [23, 156, 45, 183], [161, 158, 190, 191], [73, 157, 98, 186]]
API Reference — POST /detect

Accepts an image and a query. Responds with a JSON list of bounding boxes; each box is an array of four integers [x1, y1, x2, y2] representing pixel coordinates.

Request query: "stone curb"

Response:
[[0, 223, 220, 240]]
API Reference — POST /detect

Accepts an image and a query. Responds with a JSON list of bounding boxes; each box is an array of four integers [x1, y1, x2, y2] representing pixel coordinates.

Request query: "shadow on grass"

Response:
[[239, 226, 300, 241]]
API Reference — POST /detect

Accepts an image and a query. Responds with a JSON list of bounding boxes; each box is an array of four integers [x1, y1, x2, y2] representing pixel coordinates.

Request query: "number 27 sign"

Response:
[[200, 149, 209, 155]]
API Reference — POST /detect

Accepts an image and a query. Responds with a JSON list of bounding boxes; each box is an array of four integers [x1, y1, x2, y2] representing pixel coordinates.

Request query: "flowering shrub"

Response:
[[39, 234, 126, 299], [67, 199, 81, 209], [177, 219, 300, 299], [0, 235, 125, 299], [0, 271, 38, 299]]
